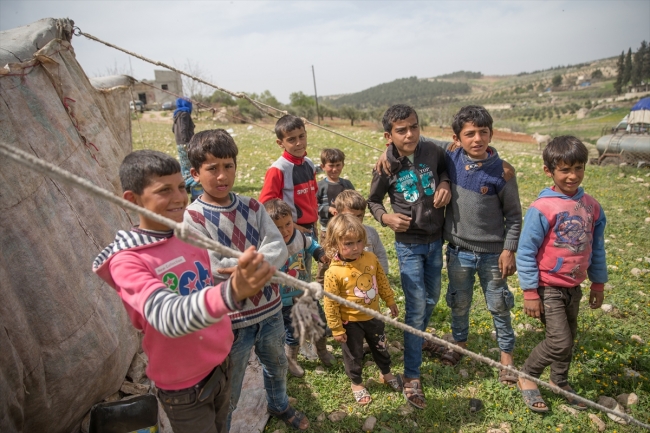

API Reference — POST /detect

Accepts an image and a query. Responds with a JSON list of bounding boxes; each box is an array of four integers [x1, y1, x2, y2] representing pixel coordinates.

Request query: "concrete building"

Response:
[[131, 70, 183, 109]]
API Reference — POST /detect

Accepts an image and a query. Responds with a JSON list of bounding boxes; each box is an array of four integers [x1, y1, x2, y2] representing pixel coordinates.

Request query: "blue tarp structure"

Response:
[[629, 97, 650, 124], [631, 97, 650, 111]]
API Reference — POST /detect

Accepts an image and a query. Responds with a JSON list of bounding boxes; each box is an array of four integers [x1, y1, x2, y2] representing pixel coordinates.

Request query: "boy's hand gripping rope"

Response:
[[0, 141, 647, 430]]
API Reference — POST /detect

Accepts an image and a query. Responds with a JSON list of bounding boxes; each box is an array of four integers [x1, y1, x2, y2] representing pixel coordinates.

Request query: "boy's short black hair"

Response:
[[382, 104, 419, 133], [320, 148, 345, 165], [543, 135, 589, 172], [275, 114, 305, 140], [452, 105, 493, 136], [187, 129, 239, 170], [119, 150, 180, 194], [263, 198, 293, 221]]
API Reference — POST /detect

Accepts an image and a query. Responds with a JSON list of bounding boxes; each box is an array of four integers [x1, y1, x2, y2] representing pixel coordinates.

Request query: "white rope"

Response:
[[75, 29, 383, 153], [1, 140, 647, 430]]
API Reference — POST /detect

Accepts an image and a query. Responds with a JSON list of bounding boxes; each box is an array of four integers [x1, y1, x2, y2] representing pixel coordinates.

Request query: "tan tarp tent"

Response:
[[0, 18, 139, 432]]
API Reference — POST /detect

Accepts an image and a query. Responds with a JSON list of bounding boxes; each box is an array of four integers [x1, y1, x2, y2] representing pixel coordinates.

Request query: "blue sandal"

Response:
[[269, 405, 309, 430]]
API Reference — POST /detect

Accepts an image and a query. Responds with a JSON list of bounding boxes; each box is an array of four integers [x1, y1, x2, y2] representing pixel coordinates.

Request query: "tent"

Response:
[[628, 97, 650, 124], [0, 18, 139, 432]]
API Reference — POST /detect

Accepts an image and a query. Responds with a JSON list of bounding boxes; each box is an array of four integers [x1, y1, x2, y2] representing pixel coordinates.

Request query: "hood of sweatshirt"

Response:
[[92, 229, 171, 274], [537, 186, 585, 201]]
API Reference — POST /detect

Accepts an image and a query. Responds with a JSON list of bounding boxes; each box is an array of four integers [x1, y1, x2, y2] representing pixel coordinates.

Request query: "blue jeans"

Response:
[[446, 245, 515, 353], [226, 310, 288, 429], [395, 239, 443, 379]]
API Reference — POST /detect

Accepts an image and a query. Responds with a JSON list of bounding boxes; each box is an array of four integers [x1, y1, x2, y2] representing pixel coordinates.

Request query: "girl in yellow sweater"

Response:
[[322, 214, 401, 405]]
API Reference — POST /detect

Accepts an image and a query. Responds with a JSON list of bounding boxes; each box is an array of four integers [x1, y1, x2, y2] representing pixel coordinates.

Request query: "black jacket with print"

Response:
[[368, 139, 449, 244]]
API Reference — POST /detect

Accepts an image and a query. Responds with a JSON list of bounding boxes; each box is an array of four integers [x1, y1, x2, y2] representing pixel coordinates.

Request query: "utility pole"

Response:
[[312, 65, 321, 124]]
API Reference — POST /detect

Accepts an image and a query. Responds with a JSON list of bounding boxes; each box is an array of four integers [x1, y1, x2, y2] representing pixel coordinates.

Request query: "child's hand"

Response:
[[523, 298, 544, 319], [230, 246, 276, 302], [319, 255, 331, 265], [433, 182, 451, 208], [329, 206, 338, 216], [374, 150, 391, 176], [382, 213, 412, 232], [498, 250, 517, 278], [388, 304, 399, 318], [334, 333, 347, 343], [589, 289, 604, 309]]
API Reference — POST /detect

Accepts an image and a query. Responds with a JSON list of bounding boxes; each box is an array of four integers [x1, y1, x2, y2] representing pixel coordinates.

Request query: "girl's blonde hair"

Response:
[[323, 214, 367, 259]]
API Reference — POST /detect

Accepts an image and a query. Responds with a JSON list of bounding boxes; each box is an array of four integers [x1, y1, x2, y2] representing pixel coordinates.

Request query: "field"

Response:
[[133, 114, 650, 433]]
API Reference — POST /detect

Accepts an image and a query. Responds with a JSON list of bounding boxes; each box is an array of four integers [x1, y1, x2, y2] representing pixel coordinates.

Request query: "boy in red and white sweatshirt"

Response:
[[93, 150, 275, 433], [260, 115, 319, 278]]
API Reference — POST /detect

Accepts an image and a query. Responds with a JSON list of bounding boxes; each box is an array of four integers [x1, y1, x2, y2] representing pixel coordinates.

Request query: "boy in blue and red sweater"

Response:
[[516, 136, 607, 413], [441, 106, 521, 385]]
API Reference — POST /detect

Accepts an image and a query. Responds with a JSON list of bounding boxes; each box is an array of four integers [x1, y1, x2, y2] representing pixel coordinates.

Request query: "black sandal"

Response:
[[268, 406, 309, 431]]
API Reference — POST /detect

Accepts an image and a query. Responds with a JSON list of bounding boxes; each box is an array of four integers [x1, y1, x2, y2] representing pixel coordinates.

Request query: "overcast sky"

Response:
[[1, 1, 648, 103]]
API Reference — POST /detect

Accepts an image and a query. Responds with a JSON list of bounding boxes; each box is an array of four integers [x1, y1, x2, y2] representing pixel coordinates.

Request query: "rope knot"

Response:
[[307, 282, 324, 300]]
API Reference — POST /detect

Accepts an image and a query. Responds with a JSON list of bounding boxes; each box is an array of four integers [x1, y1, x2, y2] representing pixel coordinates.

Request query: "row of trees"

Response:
[[614, 40, 650, 94], [195, 88, 381, 126]]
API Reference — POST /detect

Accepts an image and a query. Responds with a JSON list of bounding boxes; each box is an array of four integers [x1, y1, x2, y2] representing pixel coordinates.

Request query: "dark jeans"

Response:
[[157, 357, 231, 433], [282, 302, 327, 346], [341, 318, 392, 385], [521, 286, 582, 388]]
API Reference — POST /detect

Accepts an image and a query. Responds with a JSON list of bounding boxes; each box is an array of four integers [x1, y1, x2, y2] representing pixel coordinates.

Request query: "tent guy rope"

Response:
[[0, 141, 647, 430], [75, 28, 384, 153]]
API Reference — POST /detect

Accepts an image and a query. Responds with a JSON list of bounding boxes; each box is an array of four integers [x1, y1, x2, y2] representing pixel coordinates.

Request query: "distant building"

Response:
[[131, 70, 183, 109]]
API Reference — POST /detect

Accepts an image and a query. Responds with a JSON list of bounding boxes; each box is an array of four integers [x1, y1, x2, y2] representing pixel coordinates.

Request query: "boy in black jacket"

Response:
[[368, 104, 450, 410]]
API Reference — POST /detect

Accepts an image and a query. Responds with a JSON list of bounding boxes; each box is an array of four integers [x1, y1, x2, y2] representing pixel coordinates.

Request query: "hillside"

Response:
[[321, 56, 649, 144], [323, 76, 470, 109]]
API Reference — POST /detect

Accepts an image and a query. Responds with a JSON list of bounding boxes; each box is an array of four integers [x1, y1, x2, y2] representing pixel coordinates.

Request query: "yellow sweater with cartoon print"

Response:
[[323, 251, 396, 336]]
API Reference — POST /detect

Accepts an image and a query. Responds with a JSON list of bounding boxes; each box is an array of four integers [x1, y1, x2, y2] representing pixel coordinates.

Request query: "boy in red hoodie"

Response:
[[93, 150, 275, 433]]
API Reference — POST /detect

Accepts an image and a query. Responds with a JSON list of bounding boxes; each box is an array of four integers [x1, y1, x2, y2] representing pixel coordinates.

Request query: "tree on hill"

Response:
[[552, 74, 563, 87], [632, 44, 644, 87], [643, 40, 650, 82], [288, 91, 317, 120], [591, 69, 604, 80], [614, 51, 625, 94], [623, 48, 633, 86], [340, 105, 362, 126], [209, 90, 236, 106]]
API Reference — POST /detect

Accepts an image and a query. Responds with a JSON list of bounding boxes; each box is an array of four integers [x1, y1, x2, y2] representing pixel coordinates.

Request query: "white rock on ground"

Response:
[[617, 392, 638, 407], [126, 352, 148, 384], [624, 368, 641, 378], [601, 304, 613, 313], [597, 396, 628, 424], [631, 268, 642, 277], [559, 404, 579, 416], [588, 414, 606, 432], [631, 335, 645, 344], [316, 412, 326, 422]]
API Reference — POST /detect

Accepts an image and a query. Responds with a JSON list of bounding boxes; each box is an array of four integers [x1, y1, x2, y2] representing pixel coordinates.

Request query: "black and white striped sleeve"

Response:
[[144, 285, 225, 338]]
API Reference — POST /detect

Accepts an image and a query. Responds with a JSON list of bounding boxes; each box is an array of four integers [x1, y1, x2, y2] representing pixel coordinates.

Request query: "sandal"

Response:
[[402, 379, 426, 409], [517, 382, 549, 413], [499, 365, 518, 387], [352, 387, 372, 406], [441, 348, 464, 366], [379, 373, 403, 392], [268, 405, 310, 430], [422, 340, 447, 359]]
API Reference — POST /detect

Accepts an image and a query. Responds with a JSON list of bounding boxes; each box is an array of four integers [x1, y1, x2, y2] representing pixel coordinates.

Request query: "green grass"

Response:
[[134, 118, 650, 433]]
